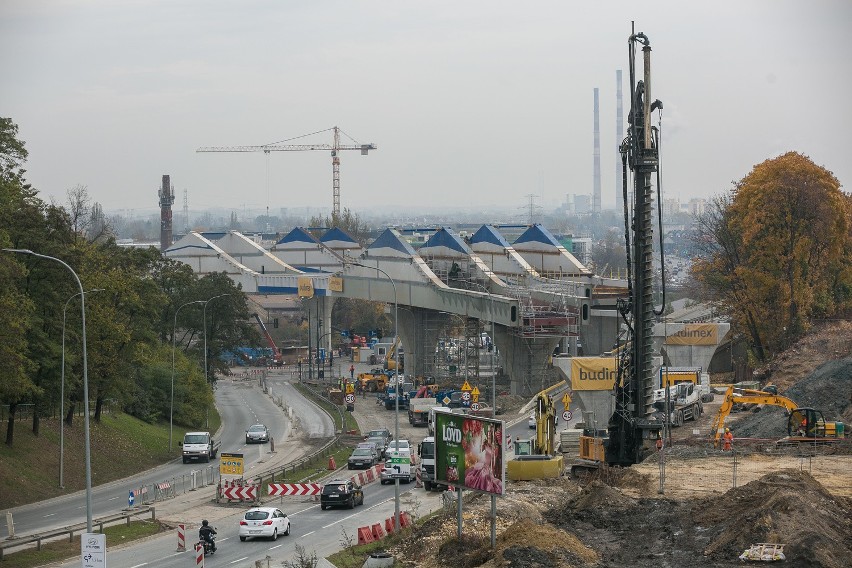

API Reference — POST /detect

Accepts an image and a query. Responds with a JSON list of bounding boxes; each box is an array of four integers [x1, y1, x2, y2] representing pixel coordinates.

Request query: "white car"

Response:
[[238, 507, 290, 541], [528, 412, 536, 429], [386, 439, 411, 454]]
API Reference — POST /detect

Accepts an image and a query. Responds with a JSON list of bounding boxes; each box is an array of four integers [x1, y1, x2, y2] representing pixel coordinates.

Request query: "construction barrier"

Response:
[[415, 467, 423, 488], [268, 483, 322, 497], [384, 517, 395, 534], [328, 456, 336, 470], [357, 526, 374, 545], [371, 523, 386, 540], [176, 523, 186, 552], [400, 511, 412, 528], [195, 543, 204, 567]]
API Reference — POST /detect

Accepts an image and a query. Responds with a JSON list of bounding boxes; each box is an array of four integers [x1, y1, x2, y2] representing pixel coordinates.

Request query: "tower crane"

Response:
[[197, 126, 376, 218]]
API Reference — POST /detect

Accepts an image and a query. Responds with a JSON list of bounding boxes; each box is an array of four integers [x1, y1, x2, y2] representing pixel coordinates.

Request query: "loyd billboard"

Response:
[[434, 411, 505, 495]]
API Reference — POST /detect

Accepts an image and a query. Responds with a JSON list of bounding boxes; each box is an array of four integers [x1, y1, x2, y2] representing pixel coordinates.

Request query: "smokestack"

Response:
[[616, 69, 624, 211], [593, 88, 601, 213], [158, 175, 175, 251]]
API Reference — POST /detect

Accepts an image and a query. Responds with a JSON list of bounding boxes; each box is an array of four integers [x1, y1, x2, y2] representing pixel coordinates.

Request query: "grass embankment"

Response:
[[0, 410, 221, 510], [1, 520, 164, 568]]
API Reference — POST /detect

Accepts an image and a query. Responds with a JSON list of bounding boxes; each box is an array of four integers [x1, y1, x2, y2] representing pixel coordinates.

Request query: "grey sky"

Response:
[[2, 1, 850, 216]]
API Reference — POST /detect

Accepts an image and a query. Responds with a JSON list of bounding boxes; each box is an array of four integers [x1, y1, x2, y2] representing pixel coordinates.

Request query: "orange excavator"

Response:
[[711, 386, 844, 447], [252, 313, 284, 366]]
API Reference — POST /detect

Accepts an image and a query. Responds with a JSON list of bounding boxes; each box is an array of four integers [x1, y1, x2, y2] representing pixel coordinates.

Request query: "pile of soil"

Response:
[[728, 357, 852, 440], [544, 469, 852, 568]]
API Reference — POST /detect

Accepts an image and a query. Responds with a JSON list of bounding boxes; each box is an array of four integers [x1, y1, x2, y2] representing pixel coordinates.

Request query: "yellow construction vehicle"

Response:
[[507, 381, 566, 481], [357, 368, 390, 393], [383, 337, 404, 372], [711, 386, 845, 447]]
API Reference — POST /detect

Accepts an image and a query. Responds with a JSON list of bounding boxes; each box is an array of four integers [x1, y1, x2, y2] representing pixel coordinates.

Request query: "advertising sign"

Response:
[[664, 323, 719, 345], [434, 411, 505, 495], [328, 275, 344, 292], [570, 357, 619, 391], [220, 452, 244, 476], [297, 277, 315, 298]]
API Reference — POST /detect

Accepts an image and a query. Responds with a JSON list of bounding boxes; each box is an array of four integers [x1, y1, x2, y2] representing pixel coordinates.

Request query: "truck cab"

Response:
[[180, 431, 220, 463], [417, 436, 445, 491]]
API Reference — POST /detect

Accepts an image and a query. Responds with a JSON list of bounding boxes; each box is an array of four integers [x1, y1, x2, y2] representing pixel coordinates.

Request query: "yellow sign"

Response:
[[561, 392, 572, 406], [345, 382, 355, 394], [665, 323, 719, 346], [570, 357, 619, 391], [329, 276, 344, 293], [460, 380, 472, 392], [471, 386, 480, 402], [297, 277, 315, 298], [220, 452, 244, 476]]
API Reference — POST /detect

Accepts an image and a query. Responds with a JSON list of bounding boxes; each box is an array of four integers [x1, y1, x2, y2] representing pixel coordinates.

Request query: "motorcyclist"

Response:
[[199, 519, 217, 552]]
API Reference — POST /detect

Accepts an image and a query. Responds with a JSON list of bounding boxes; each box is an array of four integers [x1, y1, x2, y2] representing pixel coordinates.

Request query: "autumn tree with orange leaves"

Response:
[[691, 152, 852, 362]]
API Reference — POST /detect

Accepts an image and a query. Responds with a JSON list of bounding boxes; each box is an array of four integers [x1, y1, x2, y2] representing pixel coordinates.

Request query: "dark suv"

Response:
[[320, 479, 364, 510]]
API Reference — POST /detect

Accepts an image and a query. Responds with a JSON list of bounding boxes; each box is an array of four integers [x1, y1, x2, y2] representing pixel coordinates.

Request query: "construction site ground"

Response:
[[346, 321, 852, 568]]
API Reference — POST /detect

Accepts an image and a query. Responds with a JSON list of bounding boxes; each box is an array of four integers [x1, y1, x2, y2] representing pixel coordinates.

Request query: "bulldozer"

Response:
[[357, 368, 391, 393]]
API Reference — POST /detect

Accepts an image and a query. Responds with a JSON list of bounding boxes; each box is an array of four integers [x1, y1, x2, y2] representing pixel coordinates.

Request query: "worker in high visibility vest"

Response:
[[722, 428, 734, 451]]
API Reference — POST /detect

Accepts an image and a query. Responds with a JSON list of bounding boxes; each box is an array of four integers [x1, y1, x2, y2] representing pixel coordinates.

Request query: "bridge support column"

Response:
[[493, 329, 561, 396], [396, 308, 451, 381]]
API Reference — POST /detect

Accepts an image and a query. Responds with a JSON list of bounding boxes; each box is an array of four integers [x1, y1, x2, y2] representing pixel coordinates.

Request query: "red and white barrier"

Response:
[[195, 543, 204, 567], [177, 523, 186, 552], [221, 484, 257, 501], [268, 483, 322, 497]]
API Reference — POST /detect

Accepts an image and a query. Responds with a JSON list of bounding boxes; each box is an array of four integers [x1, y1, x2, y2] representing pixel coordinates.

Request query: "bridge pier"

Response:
[[493, 329, 561, 396], [396, 307, 451, 381]]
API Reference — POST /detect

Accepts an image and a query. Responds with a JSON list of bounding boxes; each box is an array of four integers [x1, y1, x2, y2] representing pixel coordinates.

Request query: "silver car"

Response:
[[245, 424, 270, 444], [380, 459, 416, 484]]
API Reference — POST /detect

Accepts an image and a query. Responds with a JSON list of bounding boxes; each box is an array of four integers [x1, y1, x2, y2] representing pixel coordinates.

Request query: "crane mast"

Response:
[[606, 26, 664, 467], [197, 126, 376, 218]]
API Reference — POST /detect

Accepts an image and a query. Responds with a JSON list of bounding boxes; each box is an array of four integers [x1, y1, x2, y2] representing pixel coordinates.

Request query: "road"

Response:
[[1, 376, 312, 539]]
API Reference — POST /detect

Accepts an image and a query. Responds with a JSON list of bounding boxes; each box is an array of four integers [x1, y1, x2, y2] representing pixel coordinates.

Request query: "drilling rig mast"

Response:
[[606, 25, 665, 466]]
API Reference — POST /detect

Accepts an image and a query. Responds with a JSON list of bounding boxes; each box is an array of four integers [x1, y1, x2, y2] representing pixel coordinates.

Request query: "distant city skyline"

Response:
[[3, 1, 849, 214]]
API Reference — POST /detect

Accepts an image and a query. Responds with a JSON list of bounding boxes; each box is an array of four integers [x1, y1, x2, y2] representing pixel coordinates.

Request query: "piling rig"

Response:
[[606, 26, 666, 466]]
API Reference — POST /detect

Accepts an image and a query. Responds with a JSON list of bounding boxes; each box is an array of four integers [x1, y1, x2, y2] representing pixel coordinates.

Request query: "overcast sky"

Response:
[[2, 1, 850, 218]]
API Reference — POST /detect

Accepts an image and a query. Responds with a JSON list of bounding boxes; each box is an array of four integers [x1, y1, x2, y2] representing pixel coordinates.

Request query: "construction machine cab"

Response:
[[787, 408, 825, 438]]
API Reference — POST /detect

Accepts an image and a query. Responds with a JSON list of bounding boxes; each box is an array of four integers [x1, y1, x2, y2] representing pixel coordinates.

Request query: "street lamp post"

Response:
[[203, 294, 231, 428], [171, 300, 205, 451], [4, 249, 94, 532], [353, 261, 399, 529], [468, 281, 497, 548], [60, 288, 104, 489]]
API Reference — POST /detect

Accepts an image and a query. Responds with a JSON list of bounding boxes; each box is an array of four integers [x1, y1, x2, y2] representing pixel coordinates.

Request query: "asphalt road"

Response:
[[2, 378, 297, 539]]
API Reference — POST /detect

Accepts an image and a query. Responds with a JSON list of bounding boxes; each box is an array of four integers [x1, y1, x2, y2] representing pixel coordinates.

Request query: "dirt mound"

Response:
[[694, 470, 852, 567], [728, 357, 852, 439]]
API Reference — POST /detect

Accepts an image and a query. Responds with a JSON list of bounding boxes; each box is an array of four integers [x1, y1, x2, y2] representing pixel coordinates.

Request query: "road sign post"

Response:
[[81, 532, 106, 568]]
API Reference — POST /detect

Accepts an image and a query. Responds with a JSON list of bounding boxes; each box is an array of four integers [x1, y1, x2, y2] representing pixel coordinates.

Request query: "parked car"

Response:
[[245, 424, 270, 444], [380, 459, 416, 484], [348, 446, 379, 469], [238, 507, 290, 541], [320, 479, 364, 510], [528, 412, 536, 429]]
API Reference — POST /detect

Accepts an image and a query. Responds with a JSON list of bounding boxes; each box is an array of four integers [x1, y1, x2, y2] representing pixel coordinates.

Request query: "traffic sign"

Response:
[[562, 410, 572, 421], [220, 452, 244, 476], [81, 532, 105, 568], [470, 402, 481, 411], [128, 491, 134, 507], [345, 393, 355, 404], [461, 392, 471, 401], [471, 386, 480, 402], [506, 436, 513, 450], [562, 393, 572, 406], [442, 396, 451, 405], [460, 380, 473, 392], [345, 383, 355, 394]]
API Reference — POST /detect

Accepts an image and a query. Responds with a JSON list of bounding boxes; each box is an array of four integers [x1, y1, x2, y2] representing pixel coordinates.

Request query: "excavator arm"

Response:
[[252, 313, 283, 364], [711, 386, 799, 446]]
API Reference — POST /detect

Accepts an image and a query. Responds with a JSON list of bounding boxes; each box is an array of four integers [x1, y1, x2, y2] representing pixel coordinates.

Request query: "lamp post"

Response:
[[203, 294, 231, 428], [352, 261, 399, 529], [468, 281, 497, 548], [60, 288, 104, 489], [171, 300, 205, 452], [4, 249, 94, 532]]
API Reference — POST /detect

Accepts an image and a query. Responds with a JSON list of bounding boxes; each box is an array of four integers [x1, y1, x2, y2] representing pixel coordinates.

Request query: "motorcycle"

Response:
[[196, 533, 216, 555]]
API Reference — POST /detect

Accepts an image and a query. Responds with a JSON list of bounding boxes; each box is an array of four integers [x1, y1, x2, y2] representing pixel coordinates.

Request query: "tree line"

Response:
[[0, 118, 258, 446]]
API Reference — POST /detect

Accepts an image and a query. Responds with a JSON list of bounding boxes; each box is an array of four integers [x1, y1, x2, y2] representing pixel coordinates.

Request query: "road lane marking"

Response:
[[130, 563, 148, 567], [108, 496, 118, 501], [230, 557, 248, 564], [270, 544, 283, 550], [301, 530, 315, 537], [43, 513, 56, 518]]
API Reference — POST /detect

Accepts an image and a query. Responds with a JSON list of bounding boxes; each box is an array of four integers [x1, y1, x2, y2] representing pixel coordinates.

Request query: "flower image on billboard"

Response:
[[434, 410, 505, 495]]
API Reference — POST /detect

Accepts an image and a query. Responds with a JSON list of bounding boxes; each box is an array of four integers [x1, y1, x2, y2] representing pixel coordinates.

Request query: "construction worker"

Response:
[[656, 434, 663, 451], [349, 364, 355, 380], [722, 428, 734, 451], [798, 417, 808, 437]]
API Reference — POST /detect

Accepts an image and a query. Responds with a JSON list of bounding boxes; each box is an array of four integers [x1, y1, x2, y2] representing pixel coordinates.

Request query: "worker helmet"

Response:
[[202, 520, 209, 527], [725, 428, 730, 433]]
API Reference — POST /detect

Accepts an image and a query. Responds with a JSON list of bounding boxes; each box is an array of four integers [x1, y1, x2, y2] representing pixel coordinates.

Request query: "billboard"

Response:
[[570, 357, 618, 391], [434, 411, 505, 495], [664, 323, 719, 345]]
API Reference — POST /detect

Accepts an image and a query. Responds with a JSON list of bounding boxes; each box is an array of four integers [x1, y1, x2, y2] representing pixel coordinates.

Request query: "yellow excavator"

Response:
[[507, 382, 565, 480], [712, 386, 845, 447]]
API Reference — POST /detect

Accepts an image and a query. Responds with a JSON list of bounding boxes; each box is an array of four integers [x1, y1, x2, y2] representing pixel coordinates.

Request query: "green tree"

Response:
[[692, 152, 851, 361]]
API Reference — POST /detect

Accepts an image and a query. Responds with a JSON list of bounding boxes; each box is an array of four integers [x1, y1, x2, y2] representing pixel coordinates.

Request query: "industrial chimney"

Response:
[[158, 175, 175, 251], [593, 88, 601, 213]]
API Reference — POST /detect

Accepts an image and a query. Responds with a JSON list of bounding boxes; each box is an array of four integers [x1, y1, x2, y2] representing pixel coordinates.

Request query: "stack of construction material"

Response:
[[560, 429, 581, 455]]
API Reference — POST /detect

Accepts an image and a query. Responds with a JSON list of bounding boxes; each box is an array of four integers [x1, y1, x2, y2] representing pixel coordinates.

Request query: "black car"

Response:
[[320, 480, 364, 510]]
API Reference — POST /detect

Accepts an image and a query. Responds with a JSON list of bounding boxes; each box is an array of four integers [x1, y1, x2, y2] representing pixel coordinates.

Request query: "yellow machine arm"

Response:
[[711, 386, 799, 446]]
